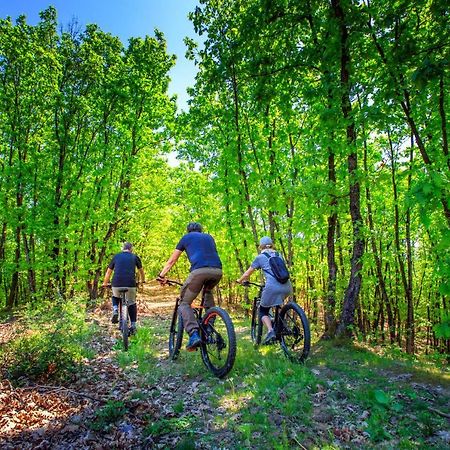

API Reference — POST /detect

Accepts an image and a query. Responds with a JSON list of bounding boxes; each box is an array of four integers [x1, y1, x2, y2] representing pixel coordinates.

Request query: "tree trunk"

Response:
[[405, 137, 415, 353], [324, 146, 338, 336], [230, 63, 258, 245], [359, 95, 395, 342], [388, 130, 414, 353], [332, 0, 365, 337]]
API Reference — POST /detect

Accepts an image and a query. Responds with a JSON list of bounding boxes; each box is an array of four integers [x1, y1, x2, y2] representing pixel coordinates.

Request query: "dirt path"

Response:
[[0, 284, 182, 449], [1, 284, 449, 449]]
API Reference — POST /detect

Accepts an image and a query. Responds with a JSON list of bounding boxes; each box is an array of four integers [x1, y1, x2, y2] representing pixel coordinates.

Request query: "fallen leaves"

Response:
[[0, 379, 90, 443]]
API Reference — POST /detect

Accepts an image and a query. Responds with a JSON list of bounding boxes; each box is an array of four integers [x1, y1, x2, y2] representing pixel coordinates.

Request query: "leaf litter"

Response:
[[0, 283, 449, 448]]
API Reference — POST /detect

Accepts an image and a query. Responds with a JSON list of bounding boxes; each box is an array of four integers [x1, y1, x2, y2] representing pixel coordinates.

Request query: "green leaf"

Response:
[[374, 389, 390, 405], [439, 282, 450, 296], [434, 322, 450, 339], [391, 402, 403, 413]]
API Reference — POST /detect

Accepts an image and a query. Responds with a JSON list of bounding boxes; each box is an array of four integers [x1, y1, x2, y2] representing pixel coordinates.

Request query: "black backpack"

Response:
[[262, 251, 290, 284]]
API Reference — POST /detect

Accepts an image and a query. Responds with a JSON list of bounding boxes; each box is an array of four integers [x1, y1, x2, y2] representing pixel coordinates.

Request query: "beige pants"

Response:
[[112, 287, 137, 305], [179, 267, 222, 334]]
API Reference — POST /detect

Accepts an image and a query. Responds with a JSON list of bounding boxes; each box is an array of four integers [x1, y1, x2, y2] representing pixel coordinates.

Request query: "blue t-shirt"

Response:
[[108, 251, 142, 287], [176, 232, 222, 272]]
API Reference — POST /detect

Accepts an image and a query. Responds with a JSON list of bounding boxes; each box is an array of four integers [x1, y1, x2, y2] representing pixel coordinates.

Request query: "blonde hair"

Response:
[[259, 243, 274, 252]]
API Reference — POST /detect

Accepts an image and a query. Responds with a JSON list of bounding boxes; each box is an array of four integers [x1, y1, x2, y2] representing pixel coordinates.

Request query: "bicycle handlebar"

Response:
[[157, 277, 183, 287], [238, 280, 264, 288], [101, 281, 146, 289]]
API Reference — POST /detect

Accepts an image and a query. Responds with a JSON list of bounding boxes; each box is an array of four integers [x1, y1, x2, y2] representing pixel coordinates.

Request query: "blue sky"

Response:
[[0, 0, 200, 110]]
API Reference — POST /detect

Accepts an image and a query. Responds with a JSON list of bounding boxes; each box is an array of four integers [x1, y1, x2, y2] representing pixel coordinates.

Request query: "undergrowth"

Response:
[[0, 298, 97, 383], [112, 315, 449, 449]]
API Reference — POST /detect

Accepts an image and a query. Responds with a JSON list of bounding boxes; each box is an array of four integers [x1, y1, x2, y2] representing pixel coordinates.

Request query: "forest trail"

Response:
[[1, 284, 449, 449], [1, 283, 184, 449]]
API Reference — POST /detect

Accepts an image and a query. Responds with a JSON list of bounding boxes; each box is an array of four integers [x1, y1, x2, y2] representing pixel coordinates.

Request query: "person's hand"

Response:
[[157, 274, 167, 285]]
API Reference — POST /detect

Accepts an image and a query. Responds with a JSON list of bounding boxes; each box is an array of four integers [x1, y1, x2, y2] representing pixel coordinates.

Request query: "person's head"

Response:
[[122, 242, 133, 252], [187, 222, 203, 233], [259, 236, 273, 251]]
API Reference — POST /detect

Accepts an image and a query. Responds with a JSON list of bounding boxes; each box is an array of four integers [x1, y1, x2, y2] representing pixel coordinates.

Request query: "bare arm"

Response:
[[102, 267, 113, 286], [236, 266, 256, 283], [138, 268, 145, 283], [159, 249, 183, 278]]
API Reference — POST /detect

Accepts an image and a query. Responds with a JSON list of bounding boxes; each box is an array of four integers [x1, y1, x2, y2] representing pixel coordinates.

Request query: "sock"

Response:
[[112, 296, 120, 309]]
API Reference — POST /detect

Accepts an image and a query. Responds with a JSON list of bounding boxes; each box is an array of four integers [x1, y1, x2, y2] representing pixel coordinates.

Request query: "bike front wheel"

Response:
[[168, 310, 184, 360], [278, 302, 310, 363], [200, 307, 236, 378]]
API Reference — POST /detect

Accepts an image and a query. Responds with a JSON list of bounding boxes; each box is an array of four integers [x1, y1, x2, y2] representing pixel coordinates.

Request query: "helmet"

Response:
[[187, 222, 203, 233]]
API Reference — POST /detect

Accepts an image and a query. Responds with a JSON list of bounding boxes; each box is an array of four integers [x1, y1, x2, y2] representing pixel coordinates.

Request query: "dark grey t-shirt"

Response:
[[108, 251, 142, 287]]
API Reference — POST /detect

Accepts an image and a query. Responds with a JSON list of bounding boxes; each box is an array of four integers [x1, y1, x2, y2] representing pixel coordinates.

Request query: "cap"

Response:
[[259, 236, 273, 246]]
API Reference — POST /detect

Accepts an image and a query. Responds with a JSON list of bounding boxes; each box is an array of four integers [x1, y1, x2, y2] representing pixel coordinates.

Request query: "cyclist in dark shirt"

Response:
[[158, 222, 222, 351], [102, 242, 145, 334]]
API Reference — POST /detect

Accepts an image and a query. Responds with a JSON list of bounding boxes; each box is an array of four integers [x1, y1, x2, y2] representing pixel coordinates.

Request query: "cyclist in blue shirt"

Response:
[[102, 242, 145, 334], [158, 222, 222, 351]]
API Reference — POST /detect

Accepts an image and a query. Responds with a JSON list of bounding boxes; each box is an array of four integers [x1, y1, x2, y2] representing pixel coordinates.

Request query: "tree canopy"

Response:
[[0, 2, 448, 354]]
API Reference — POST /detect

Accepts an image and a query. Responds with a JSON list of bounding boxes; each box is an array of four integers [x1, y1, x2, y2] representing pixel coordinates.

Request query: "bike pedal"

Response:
[[186, 347, 199, 352]]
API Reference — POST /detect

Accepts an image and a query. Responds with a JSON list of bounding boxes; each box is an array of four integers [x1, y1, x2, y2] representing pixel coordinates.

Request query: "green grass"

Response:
[[111, 316, 449, 449], [90, 400, 128, 431]]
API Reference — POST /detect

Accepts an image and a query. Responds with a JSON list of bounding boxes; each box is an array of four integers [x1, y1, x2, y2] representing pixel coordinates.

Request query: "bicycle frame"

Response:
[[249, 282, 282, 341], [168, 281, 209, 335], [163, 278, 237, 377], [241, 280, 310, 362]]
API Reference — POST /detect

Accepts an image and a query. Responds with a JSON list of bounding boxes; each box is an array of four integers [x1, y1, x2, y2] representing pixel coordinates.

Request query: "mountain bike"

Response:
[[116, 288, 132, 351], [240, 281, 310, 363], [162, 279, 237, 378], [104, 284, 139, 351]]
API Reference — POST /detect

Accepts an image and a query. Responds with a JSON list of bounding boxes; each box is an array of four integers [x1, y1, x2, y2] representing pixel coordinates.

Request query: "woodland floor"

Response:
[[0, 284, 449, 449]]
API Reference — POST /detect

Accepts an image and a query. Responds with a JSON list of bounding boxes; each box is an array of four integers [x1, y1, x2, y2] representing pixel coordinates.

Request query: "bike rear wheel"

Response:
[[168, 310, 184, 360], [200, 307, 236, 378], [120, 303, 129, 351], [250, 298, 263, 346], [278, 302, 310, 363]]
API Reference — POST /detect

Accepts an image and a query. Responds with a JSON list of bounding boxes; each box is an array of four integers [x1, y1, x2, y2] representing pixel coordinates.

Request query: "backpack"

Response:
[[262, 251, 290, 284]]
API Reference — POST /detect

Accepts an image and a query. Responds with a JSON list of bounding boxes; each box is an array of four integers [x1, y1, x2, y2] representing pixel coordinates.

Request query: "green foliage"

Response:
[[90, 400, 127, 431], [143, 416, 196, 438], [433, 314, 450, 339], [173, 399, 185, 414], [0, 298, 96, 382], [0, 8, 176, 308], [373, 389, 390, 406], [1, 0, 449, 362]]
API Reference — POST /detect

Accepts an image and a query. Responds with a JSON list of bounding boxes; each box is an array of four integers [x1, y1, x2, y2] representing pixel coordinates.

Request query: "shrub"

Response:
[[0, 297, 96, 383]]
